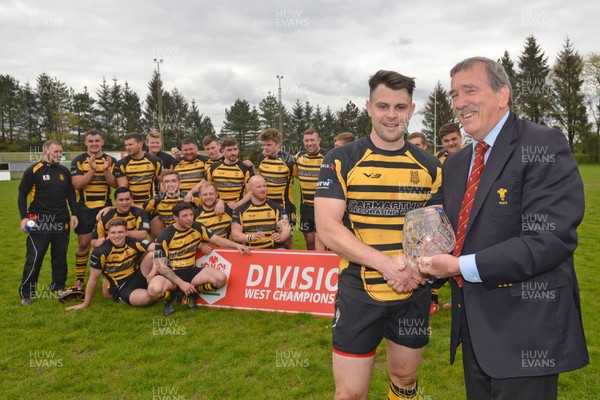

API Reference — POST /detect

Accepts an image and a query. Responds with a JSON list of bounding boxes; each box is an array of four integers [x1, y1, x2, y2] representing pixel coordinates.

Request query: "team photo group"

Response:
[[17, 57, 588, 400]]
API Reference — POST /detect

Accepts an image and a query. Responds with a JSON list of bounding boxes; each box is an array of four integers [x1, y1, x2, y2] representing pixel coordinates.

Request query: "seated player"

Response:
[[194, 182, 233, 256], [66, 218, 160, 310], [147, 202, 250, 316], [231, 175, 291, 249], [92, 187, 150, 248], [143, 170, 200, 240]]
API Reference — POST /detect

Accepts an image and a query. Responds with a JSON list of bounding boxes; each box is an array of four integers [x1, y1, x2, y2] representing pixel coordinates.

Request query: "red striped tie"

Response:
[[453, 141, 490, 287]]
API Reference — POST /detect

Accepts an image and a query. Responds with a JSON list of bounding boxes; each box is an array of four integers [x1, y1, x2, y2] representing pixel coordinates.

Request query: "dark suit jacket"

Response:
[[443, 112, 589, 379]]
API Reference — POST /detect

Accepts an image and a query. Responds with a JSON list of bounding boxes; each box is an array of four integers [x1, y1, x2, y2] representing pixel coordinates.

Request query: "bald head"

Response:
[[247, 175, 267, 202]]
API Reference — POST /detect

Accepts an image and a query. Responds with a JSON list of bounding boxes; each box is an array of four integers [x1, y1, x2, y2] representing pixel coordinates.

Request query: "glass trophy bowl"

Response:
[[403, 205, 456, 258]]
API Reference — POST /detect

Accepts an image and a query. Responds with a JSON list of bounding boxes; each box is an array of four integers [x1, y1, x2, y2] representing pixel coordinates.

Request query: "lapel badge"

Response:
[[497, 188, 508, 205]]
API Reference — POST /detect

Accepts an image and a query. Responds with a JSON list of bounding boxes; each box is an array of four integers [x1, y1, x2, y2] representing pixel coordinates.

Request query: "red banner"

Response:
[[195, 249, 340, 317]]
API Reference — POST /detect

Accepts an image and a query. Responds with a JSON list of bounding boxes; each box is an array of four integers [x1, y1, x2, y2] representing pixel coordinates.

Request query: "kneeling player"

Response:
[[147, 201, 250, 316], [66, 218, 160, 310]]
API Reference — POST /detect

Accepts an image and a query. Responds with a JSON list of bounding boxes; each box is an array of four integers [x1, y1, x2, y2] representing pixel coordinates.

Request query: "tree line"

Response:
[[1, 35, 598, 162]]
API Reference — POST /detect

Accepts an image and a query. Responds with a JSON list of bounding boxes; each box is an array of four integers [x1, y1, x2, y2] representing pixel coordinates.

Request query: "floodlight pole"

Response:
[[277, 75, 284, 139]]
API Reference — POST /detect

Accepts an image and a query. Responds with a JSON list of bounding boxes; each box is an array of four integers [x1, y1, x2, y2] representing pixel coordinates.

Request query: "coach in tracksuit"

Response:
[[18, 140, 78, 305]]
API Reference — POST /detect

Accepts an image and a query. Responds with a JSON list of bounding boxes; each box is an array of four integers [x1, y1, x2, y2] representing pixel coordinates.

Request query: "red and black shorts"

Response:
[[332, 290, 430, 357]]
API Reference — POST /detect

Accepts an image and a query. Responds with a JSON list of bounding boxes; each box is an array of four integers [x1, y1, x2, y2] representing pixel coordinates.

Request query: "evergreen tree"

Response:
[[550, 38, 591, 152], [143, 71, 164, 133], [21, 82, 41, 144], [163, 88, 188, 147], [355, 108, 371, 138], [36, 73, 71, 144], [337, 100, 361, 134], [221, 99, 260, 151], [121, 82, 143, 138], [287, 99, 306, 150], [71, 86, 96, 145], [420, 81, 454, 149], [258, 92, 280, 129], [0, 74, 23, 145], [96, 77, 118, 146], [517, 35, 552, 124], [498, 50, 521, 115], [310, 105, 325, 136], [320, 106, 337, 148]]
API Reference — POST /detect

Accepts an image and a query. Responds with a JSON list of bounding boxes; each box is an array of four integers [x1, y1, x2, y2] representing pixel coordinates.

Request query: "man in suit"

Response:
[[418, 57, 588, 399]]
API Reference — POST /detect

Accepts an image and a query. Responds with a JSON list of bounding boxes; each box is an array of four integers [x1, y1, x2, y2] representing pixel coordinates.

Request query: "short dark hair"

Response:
[[438, 122, 462, 140], [85, 129, 103, 138], [113, 186, 132, 199], [124, 132, 143, 142], [303, 128, 320, 137], [369, 70, 416, 98], [173, 201, 195, 217], [202, 134, 220, 147], [221, 136, 238, 148], [181, 137, 197, 147]]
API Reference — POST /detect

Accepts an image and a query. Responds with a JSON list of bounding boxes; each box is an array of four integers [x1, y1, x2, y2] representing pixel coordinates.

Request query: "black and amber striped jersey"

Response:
[[18, 161, 76, 222], [70, 152, 114, 209], [294, 148, 327, 206], [206, 160, 254, 204], [174, 155, 209, 191], [92, 207, 150, 240], [194, 206, 233, 239], [114, 154, 162, 205], [435, 149, 448, 165], [89, 237, 151, 290], [257, 151, 297, 212], [155, 222, 213, 270], [143, 191, 201, 226], [315, 137, 443, 305], [205, 156, 224, 174], [232, 200, 288, 249], [153, 151, 176, 170]]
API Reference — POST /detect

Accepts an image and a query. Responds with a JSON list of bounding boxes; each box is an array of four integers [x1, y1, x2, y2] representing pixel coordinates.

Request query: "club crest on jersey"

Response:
[[410, 171, 420, 185], [497, 188, 508, 205], [59, 174, 65, 181]]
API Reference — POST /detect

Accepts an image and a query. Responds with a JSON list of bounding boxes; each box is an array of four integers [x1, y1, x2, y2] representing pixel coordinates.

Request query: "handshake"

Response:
[[387, 206, 457, 293]]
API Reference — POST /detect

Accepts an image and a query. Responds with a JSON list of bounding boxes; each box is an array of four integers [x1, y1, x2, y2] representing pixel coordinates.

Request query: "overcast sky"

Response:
[[1, 0, 598, 133]]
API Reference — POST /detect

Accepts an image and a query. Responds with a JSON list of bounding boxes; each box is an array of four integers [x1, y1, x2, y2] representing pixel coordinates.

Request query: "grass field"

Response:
[[0, 165, 598, 399]]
